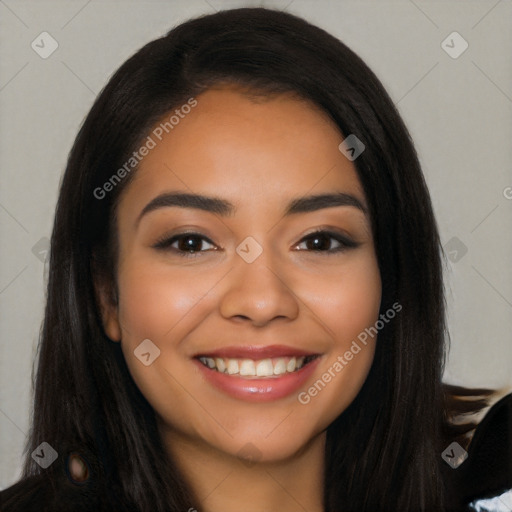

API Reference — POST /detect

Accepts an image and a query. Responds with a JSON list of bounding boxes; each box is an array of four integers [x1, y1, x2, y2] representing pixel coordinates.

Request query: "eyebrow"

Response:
[[136, 191, 367, 226]]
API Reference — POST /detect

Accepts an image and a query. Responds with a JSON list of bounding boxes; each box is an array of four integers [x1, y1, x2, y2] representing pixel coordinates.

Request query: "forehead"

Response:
[[118, 86, 365, 215]]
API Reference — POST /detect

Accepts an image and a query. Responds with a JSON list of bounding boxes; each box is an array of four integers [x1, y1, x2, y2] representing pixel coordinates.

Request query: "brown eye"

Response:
[[153, 232, 217, 256], [295, 230, 359, 254]]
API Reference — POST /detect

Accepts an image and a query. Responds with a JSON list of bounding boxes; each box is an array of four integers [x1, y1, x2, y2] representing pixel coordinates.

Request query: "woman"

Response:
[[1, 7, 509, 512]]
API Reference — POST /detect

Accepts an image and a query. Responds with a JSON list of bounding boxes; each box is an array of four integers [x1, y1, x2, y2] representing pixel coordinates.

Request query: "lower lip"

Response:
[[194, 357, 322, 402]]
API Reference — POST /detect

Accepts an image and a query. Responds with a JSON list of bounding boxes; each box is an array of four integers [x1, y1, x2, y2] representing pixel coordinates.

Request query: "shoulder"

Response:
[[1, 474, 51, 512], [1, 473, 103, 512], [443, 392, 512, 511], [462, 391, 512, 501], [1, 467, 131, 512]]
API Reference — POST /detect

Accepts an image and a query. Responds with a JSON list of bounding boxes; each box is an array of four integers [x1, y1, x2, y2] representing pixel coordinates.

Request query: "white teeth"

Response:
[[286, 357, 297, 372], [239, 359, 256, 376], [256, 359, 274, 377], [227, 359, 239, 375], [199, 355, 313, 377], [273, 359, 287, 375], [215, 357, 226, 373], [200, 357, 213, 367]]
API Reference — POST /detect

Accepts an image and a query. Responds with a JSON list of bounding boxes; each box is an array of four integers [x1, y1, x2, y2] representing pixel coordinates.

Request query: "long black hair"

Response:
[[11, 7, 492, 511]]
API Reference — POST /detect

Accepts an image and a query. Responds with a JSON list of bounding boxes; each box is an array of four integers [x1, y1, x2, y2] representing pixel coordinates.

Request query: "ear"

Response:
[[93, 272, 122, 342]]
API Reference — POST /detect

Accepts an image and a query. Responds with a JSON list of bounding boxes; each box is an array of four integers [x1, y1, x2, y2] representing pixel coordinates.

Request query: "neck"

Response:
[[159, 425, 326, 512]]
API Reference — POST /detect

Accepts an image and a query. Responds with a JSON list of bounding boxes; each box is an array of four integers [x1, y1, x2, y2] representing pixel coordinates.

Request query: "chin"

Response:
[[217, 425, 324, 466]]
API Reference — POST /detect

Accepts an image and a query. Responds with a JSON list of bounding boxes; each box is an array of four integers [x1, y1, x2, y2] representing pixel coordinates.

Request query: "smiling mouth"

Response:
[[197, 355, 320, 378]]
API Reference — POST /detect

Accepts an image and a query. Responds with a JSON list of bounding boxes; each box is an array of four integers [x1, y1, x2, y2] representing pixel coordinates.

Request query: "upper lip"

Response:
[[195, 345, 320, 359]]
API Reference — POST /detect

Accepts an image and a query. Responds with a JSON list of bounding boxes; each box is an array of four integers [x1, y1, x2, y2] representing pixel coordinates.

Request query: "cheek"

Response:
[[294, 254, 381, 426], [305, 254, 382, 343], [116, 261, 211, 341], [113, 261, 210, 429]]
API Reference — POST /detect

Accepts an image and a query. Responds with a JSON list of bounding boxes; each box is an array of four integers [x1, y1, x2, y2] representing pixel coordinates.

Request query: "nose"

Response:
[[219, 246, 300, 327]]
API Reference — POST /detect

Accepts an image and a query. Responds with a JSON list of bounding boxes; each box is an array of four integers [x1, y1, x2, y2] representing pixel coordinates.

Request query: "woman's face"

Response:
[[100, 86, 381, 463]]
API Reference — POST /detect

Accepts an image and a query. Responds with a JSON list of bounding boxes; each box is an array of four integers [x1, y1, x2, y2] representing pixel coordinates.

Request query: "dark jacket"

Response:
[[2, 393, 511, 511], [443, 392, 512, 511]]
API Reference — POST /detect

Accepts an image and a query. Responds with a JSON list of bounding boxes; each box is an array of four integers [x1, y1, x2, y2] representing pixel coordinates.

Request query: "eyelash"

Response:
[[152, 230, 359, 258]]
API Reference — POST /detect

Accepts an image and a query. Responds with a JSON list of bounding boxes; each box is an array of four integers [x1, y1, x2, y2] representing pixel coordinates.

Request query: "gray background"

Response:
[[1, 0, 511, 489]]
